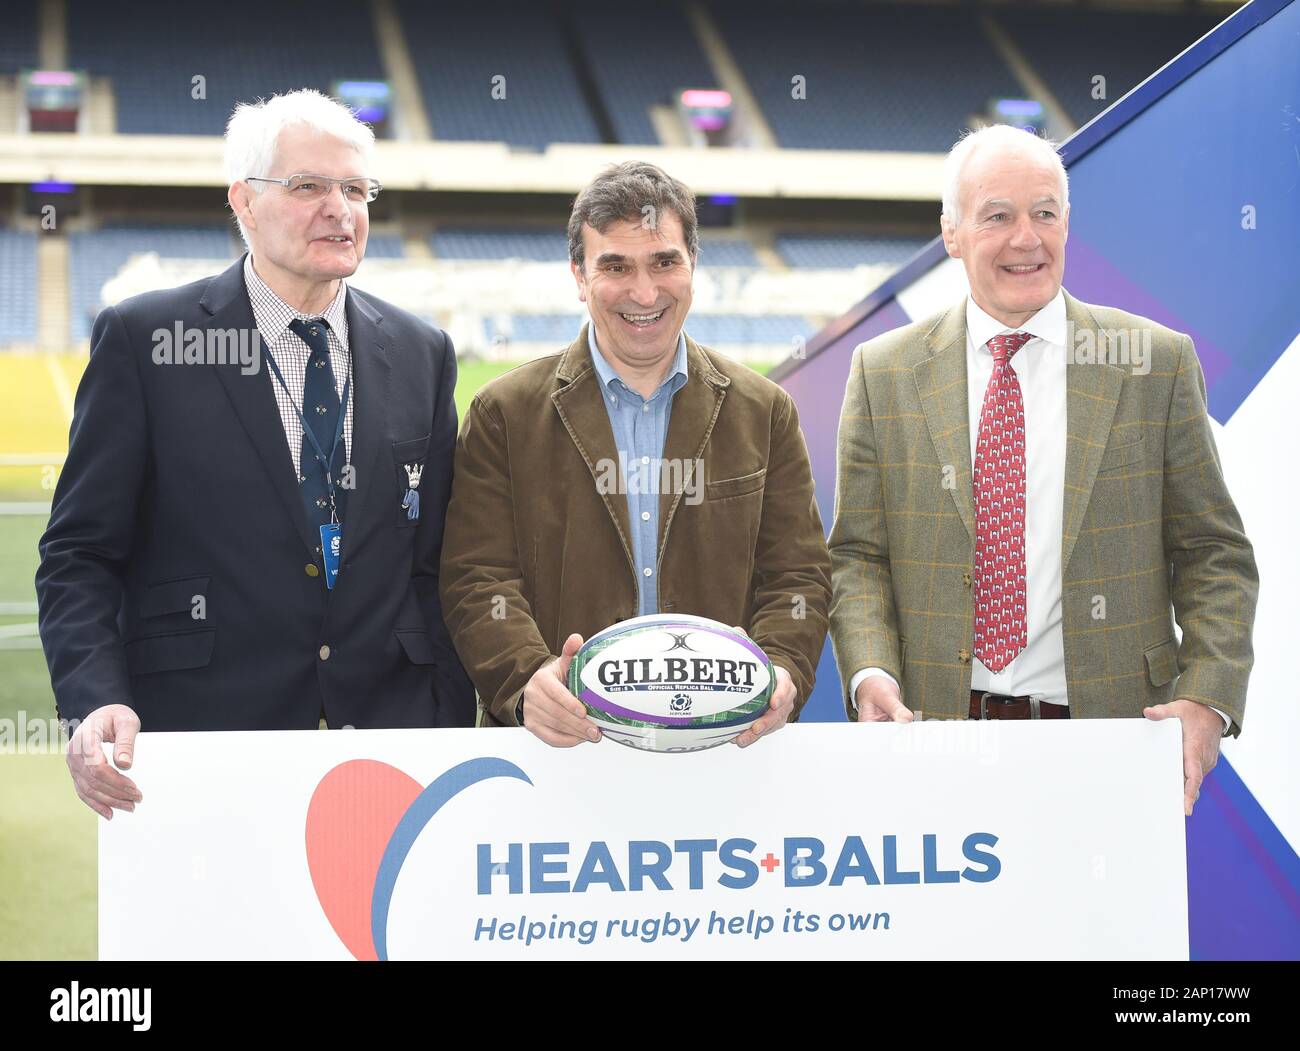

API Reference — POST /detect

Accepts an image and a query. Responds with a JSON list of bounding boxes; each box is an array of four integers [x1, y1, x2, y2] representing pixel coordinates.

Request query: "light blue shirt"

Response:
[[587, 323, 689, 616]]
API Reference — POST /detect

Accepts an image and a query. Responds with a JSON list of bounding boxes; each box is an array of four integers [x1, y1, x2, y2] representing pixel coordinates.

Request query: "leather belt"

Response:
[[969, 690, 1070, 720]]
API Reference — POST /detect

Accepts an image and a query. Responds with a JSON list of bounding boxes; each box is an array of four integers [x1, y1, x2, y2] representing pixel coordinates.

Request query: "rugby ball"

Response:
[[568, 614, 774, 753]]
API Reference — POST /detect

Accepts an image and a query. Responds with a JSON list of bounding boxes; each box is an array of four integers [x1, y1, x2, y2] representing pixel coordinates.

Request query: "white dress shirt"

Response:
[[243, 254, 354, 478], [849, 291, 1228, 730]]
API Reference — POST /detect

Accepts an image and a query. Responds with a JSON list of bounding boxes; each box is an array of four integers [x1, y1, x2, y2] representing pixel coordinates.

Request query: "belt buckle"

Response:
[[978, 691, 993, 720], [1029, 696, 1042, 720]]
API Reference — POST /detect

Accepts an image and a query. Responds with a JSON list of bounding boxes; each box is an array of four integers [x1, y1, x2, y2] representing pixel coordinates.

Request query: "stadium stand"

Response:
[[66, 0, 387, 135], [698, 236, 762, 268], [361, 233, 406, 259], [0, 230, 38, 344], [570, 2, 718, 145], [997, 7, 1224, 127], [432, 227, 570, 262], [68, 223, 236, 340], [0, 2, 38, 72], [776, 233, 931, 269], [398, 1, 601, 147], [714, 0, 1022, 151]]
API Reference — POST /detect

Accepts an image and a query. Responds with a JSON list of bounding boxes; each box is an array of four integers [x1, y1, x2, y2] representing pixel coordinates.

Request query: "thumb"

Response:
[[111, 709, 140, 769], [1143, 704, 1174, 721], [556, 633, 585, 677]]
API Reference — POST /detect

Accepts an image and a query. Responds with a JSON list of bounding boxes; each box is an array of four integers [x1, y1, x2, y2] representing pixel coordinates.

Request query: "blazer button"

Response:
[[958, 649, 971, 663], [962, 572, 972, 588], [305, 563, 319, 577], [319, 645, 331, 660]]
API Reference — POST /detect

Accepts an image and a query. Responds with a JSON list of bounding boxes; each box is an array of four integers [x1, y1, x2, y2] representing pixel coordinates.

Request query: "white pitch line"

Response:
[[0, 622, 39, 639], [45, 354, 76, 423]]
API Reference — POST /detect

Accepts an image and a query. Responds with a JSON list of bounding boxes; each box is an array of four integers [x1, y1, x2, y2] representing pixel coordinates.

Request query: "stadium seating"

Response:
[[66, 0, 387, 135], [714, 1, 1021, 151], [432, 227, 570, 262], [68, 224, 236, 340], [997, 8, 1223, 127], [399, 2, 600, 148], [0, 2, 37, 72], [698, 236, 762, 268], [361, 233, 406, 259], [0, 230, 38, 345], [776, 233, 930, 269], [571, 3, 718, 145]]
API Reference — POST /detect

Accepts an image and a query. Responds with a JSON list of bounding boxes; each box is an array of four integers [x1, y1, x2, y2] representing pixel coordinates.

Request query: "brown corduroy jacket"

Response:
[[440, 325, 832, 727]]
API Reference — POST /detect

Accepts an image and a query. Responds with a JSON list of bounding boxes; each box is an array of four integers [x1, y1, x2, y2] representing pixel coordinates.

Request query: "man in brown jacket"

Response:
[[441, 161, 831, 747]]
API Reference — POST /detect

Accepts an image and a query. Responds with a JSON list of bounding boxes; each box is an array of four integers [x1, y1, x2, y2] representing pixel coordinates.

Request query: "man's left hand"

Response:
[[734, 665, 796, 749], [1143, 698, 1223, 817]]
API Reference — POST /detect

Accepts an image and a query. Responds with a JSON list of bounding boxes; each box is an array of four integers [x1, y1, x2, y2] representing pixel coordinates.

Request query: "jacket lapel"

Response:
[[551, 325, 635, 577], [336, 290, 391, 562], [658, 336, 728, 556], [1061, 291, 1124, 573], [202, 259, 317, 556], [913, 300, 975, 542]]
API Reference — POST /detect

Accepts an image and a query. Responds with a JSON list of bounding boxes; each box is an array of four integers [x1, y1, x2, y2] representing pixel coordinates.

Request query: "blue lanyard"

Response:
[[262, 344, 351, 524]]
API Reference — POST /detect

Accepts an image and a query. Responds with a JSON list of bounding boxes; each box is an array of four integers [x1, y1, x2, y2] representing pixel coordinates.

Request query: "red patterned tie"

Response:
[[973, 331, 1032, 672]]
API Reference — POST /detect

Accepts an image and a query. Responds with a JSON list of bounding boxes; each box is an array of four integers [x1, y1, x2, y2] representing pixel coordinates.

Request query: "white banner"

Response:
[[99, 721, 1188, 960]]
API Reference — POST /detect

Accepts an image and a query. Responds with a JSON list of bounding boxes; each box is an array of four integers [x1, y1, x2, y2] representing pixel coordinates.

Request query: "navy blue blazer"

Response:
[[37, 256, 476, 730]]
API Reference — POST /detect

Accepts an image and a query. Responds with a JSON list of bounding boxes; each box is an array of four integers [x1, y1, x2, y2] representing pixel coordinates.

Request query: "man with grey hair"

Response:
[[38, 88, 475, 820], [440, 161, 832, 747], [828, 123, 1257, 816]]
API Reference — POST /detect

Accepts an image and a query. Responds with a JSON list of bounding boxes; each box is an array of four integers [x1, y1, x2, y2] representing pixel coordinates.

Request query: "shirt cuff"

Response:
[[848, 667, 900, 713], [1209, 704, 1232, 736]]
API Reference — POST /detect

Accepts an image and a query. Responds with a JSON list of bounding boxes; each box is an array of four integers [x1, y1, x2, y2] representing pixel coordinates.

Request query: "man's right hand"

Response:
[[66, 704, 143, 820], [521, 633, 602, 747], [855, 676, 914, 723]]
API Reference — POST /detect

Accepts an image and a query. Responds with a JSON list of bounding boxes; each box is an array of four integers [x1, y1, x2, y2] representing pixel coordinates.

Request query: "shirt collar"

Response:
[[243, 253, 350, 344], [587, 322, 689, 401], [966, 288, 1066, 353]]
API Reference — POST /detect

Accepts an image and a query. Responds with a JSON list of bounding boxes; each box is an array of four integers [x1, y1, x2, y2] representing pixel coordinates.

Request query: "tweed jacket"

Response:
[[442, 325, 832, 726], [828, 291, 1258, 733]]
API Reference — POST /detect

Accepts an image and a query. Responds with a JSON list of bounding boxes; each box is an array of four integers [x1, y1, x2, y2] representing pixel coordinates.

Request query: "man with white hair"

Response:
[[828, 124, 1257, 816], [38, 89, 475, 820]]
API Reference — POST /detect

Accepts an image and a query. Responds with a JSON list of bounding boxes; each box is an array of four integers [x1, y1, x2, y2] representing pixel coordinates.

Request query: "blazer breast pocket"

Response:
[[1097, 433, 1147, 473], [392, 434, 431, 527], [706, 467, 767, 501]]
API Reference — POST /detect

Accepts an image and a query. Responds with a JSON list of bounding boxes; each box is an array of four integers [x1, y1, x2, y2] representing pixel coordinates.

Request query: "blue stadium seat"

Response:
[[398, 2, 599, 148], [999, 9, 1222, 127], [715, 1, 1021, 151], [69, 224, 237, 340], [67, 0, 386, 135], [0, 230, 38, 345], [571, 2, 718, 145], [0, 3, 37, 72], [698, 236, 761, 268], [362, 233, 405, 259], [433, 228, 570, 263], [776, 233, 930, 269], [685, 314, 815, 347]]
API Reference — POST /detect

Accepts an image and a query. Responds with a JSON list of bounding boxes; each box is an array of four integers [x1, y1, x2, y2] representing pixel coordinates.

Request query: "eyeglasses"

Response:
[[246, 173, 382, 204]]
